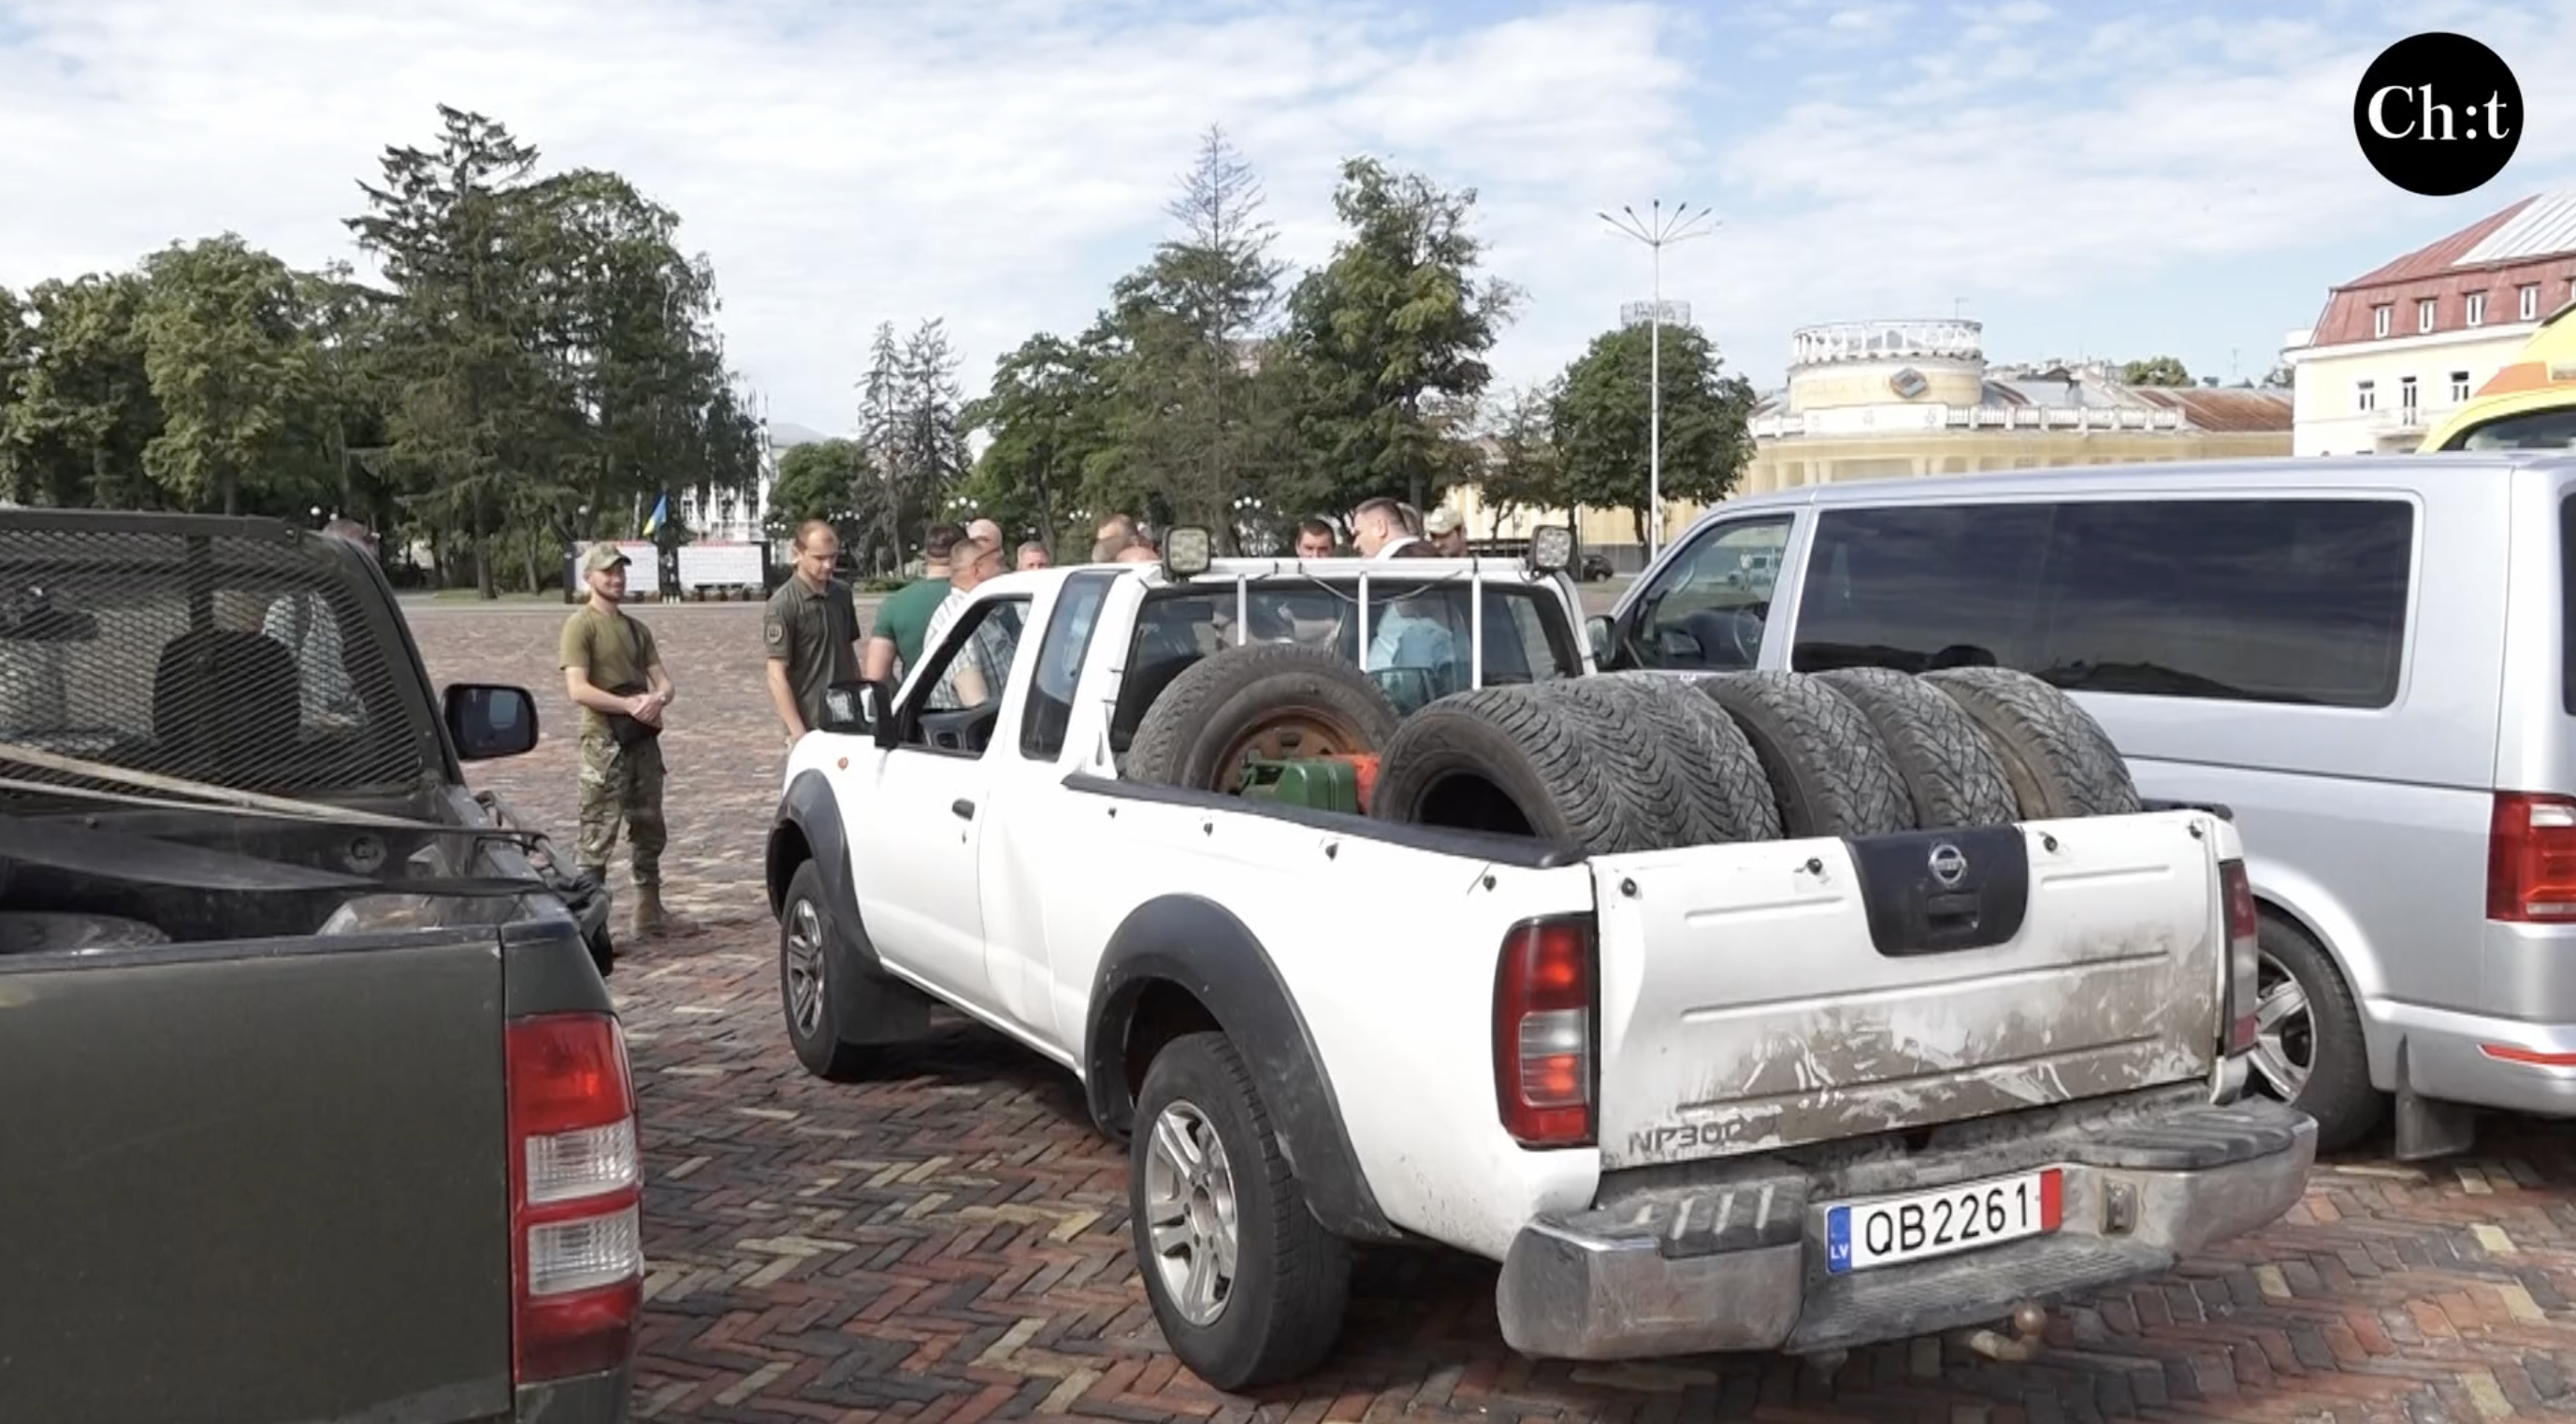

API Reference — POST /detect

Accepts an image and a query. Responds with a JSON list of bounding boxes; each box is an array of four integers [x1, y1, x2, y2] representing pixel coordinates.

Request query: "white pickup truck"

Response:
[[763, 530, 2316, 1391]]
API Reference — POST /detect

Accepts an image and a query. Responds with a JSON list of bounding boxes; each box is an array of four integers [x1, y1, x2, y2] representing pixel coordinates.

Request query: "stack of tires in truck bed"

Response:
[[1122, 643, 2143, 851]]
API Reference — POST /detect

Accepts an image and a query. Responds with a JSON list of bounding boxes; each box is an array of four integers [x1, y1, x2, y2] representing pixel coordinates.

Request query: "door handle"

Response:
[[951, 798, 976, 820]]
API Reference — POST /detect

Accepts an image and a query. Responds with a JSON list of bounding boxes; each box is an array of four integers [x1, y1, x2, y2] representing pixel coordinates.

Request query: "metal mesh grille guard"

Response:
[[0, 514, 434, 813]]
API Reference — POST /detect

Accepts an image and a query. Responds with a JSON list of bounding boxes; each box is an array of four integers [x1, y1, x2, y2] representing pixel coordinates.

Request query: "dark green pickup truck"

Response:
[[0, 510, 637, 1424]]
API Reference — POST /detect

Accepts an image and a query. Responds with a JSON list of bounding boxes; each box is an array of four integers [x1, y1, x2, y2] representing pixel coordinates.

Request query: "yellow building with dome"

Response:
[[1446, 317, 2293, 571]]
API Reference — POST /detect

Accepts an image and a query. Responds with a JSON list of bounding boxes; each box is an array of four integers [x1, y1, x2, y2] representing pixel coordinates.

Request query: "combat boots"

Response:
[[631, 884, 695, 940]]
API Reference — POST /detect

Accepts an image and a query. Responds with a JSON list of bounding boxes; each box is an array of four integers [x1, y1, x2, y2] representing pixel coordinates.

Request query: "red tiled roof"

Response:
[[2307, 195, 2576, 347], [2132, 387, 2294, 433], [2341, 196, 2535, 287]]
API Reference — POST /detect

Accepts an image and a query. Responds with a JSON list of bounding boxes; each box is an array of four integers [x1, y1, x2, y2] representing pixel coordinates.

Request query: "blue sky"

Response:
[[2, 0, 2571, 433]]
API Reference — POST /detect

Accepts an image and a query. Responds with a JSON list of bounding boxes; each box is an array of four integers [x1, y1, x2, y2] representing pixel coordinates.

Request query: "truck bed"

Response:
[[1049, 775, 2235, 1260]]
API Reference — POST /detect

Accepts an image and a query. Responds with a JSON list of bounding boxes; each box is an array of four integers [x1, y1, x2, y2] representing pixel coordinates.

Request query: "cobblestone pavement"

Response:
[[409, 600, 2576, 1424]]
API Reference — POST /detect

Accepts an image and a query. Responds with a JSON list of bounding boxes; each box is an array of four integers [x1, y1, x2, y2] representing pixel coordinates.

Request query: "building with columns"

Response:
[[2281, 190, 2576, 456], [1447, 316, 2291, 569]]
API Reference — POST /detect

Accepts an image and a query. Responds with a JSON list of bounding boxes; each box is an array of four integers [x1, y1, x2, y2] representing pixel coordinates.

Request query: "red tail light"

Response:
[[2487, 792, 2576, 922], [2219, 859, 2259, 1056], [1495, 915, 1596, 1149], [507, 1013, 644, 1385]]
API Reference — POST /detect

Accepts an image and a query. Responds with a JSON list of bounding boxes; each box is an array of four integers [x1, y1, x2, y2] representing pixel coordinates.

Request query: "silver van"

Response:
[[1588, 452, 2576, 1159]]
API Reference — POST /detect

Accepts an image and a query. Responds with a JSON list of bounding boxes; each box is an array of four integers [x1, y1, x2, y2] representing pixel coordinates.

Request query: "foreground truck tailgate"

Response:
[[0, 936, 514, 1424], [1589, 812, 2224, 1171]]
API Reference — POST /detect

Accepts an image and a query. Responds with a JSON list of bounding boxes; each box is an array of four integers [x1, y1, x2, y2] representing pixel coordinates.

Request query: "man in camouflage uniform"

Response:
[[559, 542, 690, 940]]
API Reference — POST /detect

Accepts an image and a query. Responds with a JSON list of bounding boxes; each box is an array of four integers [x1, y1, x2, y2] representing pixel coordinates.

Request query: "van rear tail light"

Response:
[[1494, 915, 1596, 1149], [2487, 792, 2576, 922], [2219, 859, 2260, 1056], [508, 1013, 644, 1385]]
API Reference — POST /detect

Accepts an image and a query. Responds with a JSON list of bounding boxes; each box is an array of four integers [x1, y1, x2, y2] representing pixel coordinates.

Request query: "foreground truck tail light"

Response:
[[2487, 792, 2576, 923], [2219, 859, 2260, 1056], [1494, 915, 1596, 1149], [508, 1012, 644, 1386]]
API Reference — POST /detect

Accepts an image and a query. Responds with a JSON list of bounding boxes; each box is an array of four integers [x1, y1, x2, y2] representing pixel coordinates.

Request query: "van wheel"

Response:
[[1815, 667, 2019, 829], [1689, 671, 1916, 839], [1919, 667, 2141, 820], [2252, 914, 2384, 1153], [778, 860, 869, 1082], [1131, 1031, 1352, 1390]]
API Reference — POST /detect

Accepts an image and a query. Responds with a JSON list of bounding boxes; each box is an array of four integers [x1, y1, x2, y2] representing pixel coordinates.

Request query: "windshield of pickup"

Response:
[[1107, 574, 1580, 752], [0, 516, 431, 815]]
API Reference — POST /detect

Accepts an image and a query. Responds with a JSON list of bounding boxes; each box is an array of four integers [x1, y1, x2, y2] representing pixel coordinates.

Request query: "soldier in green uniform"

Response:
[[559, 543, 690, 939], [763, 519, 862, 742]]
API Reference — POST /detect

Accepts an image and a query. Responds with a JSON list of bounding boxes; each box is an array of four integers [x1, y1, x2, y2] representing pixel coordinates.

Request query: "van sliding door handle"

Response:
[[951, 798, 976, 820]]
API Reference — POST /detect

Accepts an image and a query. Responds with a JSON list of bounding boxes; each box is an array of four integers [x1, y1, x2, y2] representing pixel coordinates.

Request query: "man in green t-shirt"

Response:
[[558, 542, 690, 940], [862, 521, 964, 685]]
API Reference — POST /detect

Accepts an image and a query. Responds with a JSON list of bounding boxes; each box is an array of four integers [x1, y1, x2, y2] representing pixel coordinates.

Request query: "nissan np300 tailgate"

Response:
[[1589, 812, 2226, 1170]]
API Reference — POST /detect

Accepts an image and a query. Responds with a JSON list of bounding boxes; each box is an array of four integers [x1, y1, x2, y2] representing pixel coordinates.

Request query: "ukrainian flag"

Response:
[[643, 493, 668, 537]]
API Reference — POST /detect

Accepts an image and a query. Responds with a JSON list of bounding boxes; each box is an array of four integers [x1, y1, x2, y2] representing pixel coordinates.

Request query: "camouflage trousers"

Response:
[[577, 729, 667, 888]]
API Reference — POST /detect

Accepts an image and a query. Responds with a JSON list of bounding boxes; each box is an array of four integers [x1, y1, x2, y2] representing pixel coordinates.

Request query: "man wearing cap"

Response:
[[1423, 505, 1469, 557], [559, 542, 688, 940]]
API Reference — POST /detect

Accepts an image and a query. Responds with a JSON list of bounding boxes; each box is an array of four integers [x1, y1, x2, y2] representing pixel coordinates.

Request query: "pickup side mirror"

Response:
[[1584, 615, 1612, 663], [444, 683, 539, 761], [869, 680, 900, 749], [822, 678, 899, 744]]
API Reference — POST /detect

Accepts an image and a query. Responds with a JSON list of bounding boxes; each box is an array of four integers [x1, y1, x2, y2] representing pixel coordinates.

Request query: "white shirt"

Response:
[[263, 590, 360, 726]]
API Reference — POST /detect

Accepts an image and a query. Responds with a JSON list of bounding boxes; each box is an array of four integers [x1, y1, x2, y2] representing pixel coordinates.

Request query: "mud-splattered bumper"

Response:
[[1493, 1093, 2317, 1361]]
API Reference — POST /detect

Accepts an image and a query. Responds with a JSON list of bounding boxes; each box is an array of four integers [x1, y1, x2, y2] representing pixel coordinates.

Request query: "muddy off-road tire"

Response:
[[1813, 667, 2019, 831], [1920, 666, 2142, 820], [1126, 643, 1401, 793], [1689, 671, 1916, 839], [1583, 673, 1783, 843], [1369, 684, 1682, 853]]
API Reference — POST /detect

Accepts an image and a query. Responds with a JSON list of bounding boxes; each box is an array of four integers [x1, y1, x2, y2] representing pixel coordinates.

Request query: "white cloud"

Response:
[[1701, 3, 2576, 376], [0, 0, 1695, 431], [3, 0, 2571, 437]]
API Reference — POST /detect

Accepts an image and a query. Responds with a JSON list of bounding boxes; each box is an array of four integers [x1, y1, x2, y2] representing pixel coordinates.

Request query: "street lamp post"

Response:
[[1599, 200, 1719, 559]]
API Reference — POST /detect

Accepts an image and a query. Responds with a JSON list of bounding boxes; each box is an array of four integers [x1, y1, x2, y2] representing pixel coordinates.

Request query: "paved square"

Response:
[[408, 596, 2576, 1424]]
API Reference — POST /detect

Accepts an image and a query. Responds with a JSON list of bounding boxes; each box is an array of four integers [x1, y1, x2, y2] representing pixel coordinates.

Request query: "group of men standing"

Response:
[[555, 501, 1468, 945]]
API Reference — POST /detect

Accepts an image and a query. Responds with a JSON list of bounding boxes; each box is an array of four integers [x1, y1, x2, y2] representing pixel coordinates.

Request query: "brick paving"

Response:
[[409, 598, 2576, 1424]]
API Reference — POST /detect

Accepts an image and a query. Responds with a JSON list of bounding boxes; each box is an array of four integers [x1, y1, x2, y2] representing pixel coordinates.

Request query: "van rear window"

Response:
[[1793, 496, 2414, 708], [2561, 494, 2576, 716]]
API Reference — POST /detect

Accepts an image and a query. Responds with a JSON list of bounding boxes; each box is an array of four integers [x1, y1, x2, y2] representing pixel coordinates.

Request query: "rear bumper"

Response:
[[517, 1360, 633, 1423], [1493, 1094, 2316, 1361], [2373, 1001, 2576, 1118]]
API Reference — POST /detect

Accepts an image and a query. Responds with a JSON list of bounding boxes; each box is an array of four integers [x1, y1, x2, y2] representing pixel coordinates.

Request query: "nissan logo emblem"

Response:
[[1928, 843, 1968, 887]]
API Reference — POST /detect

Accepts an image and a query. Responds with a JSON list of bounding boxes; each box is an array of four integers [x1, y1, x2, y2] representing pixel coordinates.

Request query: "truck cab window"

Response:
[[1108, 579, 1580, 749], [1621, 516, 1793, 671], [1020, 573, 1113, 761], [905, 596, 1031, 756]]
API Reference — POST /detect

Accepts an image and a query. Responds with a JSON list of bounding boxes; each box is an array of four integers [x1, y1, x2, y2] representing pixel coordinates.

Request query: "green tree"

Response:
[[1550, 321, 1757, 546], [766, 436, 882, 554], [1469, 381, 1567, 536], [346, 105, 563, 598], [0, 273, 163, 510], [1278, 155, 1521, 516], [135, 235, 329, 516], [960, 332, 1108, 557], [1093, 126, 1297, 548], [2121, 355, 2192, 386]]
